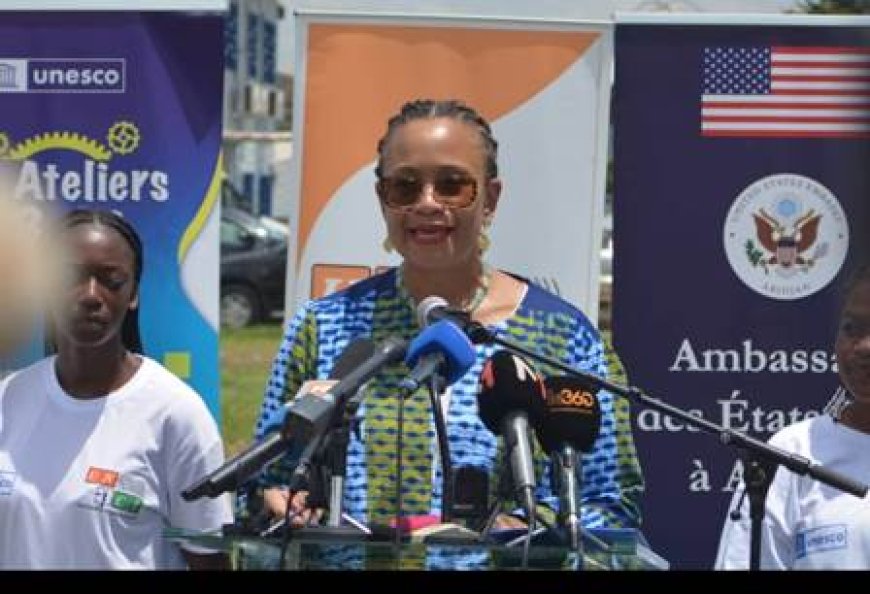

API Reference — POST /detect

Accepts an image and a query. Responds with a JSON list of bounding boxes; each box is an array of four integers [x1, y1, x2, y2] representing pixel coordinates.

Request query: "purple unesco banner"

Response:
[[0, 12, 224, 420], [613, 23, 870, 568]]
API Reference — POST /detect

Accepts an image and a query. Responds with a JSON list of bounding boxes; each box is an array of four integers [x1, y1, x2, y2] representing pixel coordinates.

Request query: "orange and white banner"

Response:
[[287, 13, 612, 320]]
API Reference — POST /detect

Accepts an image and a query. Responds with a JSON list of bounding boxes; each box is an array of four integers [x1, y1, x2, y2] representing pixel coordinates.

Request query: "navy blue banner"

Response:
[[613, 23, 870, 568]]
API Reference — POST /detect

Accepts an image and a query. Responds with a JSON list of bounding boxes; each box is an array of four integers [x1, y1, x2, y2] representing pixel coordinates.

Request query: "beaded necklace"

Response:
[[396, 262, 492, 317]]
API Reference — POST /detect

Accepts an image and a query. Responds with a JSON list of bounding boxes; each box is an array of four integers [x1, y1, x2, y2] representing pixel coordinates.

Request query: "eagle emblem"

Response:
[[725, 174, 847, 300], [746, 203, 826, 274]]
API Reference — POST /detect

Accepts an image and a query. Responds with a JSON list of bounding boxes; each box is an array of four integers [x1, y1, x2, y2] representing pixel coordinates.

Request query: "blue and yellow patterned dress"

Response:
[[252, 267, 643, 538]]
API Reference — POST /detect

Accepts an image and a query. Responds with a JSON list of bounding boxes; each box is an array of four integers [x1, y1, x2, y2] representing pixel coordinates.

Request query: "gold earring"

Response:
[[478, 229, 491, 253], [382, 236, 395, 253]]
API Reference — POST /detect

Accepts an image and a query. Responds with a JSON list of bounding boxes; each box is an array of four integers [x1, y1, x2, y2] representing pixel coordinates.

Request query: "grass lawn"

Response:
[[219, 323, 284, 457]]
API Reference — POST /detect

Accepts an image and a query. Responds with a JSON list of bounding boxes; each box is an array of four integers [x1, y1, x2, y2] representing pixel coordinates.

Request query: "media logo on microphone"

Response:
[[480, 351, 543, 393], [723, 173, 849, 300], [546, 386, 596, 411], [0, 58, 125, 93]]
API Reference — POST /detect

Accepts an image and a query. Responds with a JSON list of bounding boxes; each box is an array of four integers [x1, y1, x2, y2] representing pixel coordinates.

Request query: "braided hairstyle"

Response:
[[55, 209, 144, 354], [374, 99, 499, 180]]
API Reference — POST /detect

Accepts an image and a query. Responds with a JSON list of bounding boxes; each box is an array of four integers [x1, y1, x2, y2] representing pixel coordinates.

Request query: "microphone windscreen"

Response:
[[416, 295, 448, 328], [404, 319, 476, 383], [476, 350, 546, 435], [538, 376, 601, 453]]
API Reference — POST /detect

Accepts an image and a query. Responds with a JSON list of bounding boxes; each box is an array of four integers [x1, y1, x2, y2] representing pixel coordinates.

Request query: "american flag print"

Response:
[[701, 46, 870, 138]]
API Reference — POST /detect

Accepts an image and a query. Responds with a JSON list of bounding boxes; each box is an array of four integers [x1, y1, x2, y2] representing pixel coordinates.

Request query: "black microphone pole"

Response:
[[555, 445, 581, 554], [465, 319, 867, 496], [738, 448, 777, 571], [428, 373, 454, 523], [276, 336, 407, 540], [323, 386, 367, 528], [459, 317, 868, 568]]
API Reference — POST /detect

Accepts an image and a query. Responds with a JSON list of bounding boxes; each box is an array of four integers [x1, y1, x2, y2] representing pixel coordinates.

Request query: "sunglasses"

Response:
[[378, 169, 478, 209]]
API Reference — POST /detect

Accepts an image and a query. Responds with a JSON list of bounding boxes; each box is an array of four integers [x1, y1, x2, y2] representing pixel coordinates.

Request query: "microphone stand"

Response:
[[479, 447, 552, 540], [390, 371, 455, 544], [737, 448, 777, 571], [324, 393, 362, 528], [479, 457, 512, 541], [554, 446, 583, 562], [459, 317, 869, 569], [325, 426, 347, 528], [427, 373, 454, 523], [478, 453, 550, 570], [296, 392, 371, 542]]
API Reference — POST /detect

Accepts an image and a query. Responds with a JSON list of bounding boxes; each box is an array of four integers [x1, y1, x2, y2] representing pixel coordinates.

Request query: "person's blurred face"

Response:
[[0, 197, 58, 356], [53, 224, 138, 350], [376, 117, 500, 271], [836, 278, 870, 403]]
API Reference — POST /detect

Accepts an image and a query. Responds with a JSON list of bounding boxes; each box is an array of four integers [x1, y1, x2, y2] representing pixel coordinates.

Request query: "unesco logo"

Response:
[[0, 60, 25, 91], [0, 58, 125, 93]]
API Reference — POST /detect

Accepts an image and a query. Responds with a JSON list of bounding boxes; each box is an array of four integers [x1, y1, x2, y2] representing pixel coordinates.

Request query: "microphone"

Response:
[[283, 335, 407, 442], [400, 319, 476, 391], [538, 376, 601, 455], [181, 337, 390, 501], [416, 295, 494, 344], [416, 295, 453, 328], [537, 376, 602, 550], [476, 350, 547, 522], [404, 302, 477, 523], [258, 339, 376, 434]]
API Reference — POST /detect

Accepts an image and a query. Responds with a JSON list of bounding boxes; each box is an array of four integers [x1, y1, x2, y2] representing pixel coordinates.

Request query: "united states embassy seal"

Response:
[[723, 173, 848, 300]]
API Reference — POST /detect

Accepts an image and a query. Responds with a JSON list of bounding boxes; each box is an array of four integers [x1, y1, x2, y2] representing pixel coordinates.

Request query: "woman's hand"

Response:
[[262, 487, 324, 527]]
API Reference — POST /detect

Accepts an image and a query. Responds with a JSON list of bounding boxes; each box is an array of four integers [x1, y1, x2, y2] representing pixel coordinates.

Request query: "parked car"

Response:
[[220, 207, 288, 328]]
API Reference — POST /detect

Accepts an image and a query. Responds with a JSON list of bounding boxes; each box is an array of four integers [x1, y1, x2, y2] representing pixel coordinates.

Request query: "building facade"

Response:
[[223, 0, 291, 218]]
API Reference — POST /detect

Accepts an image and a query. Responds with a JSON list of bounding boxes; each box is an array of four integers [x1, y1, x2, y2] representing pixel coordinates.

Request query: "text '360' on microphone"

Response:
[[538, 376, 602, 551], [181, 338, 379, 501], [476, 350, 547, 521], [400, 319, 476, 391], [538, 376, 601, 455]]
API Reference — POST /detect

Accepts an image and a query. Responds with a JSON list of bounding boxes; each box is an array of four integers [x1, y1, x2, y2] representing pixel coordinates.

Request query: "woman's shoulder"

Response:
[[299, 268, 398, 316], [768, 413, 834, 450], [507, 271, 597, 329], [136, 356, 211, 412], [0, 357, 54, 396]]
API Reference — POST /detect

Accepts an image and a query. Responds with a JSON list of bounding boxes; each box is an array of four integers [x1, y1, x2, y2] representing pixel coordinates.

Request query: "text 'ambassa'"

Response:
[[670, 338, 837, 374]]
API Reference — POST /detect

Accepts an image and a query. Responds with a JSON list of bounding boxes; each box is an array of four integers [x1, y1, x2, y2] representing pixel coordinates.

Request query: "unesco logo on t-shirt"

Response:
[[0, 470, 16, 496], [796, 524, 847, 559]]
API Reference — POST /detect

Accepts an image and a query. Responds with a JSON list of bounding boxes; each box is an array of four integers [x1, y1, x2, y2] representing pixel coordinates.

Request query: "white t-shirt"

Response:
[[715, 415, 870, 569], [0, 356, 233, 569]]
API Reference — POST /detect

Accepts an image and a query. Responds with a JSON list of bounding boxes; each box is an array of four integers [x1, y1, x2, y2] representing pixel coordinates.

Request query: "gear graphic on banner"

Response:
[[107, 121, 140, 155]]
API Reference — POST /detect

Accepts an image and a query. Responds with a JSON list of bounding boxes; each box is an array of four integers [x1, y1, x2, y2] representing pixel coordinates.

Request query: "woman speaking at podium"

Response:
[[248, 99, 644, 560]]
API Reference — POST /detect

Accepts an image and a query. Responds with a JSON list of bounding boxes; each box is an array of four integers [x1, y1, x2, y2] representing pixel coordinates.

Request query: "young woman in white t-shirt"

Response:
[[0, 209, 232, 569], [716, 262, 870, 570]]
